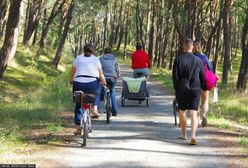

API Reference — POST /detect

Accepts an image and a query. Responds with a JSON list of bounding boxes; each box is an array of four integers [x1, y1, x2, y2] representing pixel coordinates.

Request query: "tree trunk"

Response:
[[147, 0, 155, 64], [135, 0, 140, 46], [123, 0, 130, 60], [222, 0, 232, 86], [102, 7, 108, 50], [0, 0, 22, 78], [236, 12, 248, 89], [169, 25, 176, 70], [52, 0, 75, 68], [23, 0, 43, 45], [39, 0, 65, 49], [0, 0, 9, 39]]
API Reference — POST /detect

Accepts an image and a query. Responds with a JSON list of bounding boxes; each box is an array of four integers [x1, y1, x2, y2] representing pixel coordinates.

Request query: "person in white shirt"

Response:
[[69, 44, 106, 135]]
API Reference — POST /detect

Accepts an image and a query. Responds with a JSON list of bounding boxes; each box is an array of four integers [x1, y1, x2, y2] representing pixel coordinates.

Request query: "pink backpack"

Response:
[[204, 60, 218, 91]]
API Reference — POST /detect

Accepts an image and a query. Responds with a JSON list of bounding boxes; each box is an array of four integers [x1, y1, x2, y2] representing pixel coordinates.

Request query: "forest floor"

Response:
[[0, 62, 247, 167]]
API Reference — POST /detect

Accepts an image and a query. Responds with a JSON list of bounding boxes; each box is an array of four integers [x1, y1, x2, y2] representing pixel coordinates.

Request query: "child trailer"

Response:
[[121, 77, 150, 107]]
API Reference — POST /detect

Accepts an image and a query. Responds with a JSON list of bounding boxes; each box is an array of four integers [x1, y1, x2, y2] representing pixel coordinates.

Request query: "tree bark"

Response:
[[39, 0, 65, 49], [123, 0, 130, 60], [222, 0, 232, 86], [147, 0, 155, 64], [0, 0, 22, 78], [23, 0, 43, 45], [52, 0, 75, 68], [236, 12, 248, 89], [0, 0, 9, 39]]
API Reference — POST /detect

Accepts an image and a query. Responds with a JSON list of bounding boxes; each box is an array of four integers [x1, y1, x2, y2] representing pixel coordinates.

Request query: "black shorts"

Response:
[[176, 91, 200, 111]]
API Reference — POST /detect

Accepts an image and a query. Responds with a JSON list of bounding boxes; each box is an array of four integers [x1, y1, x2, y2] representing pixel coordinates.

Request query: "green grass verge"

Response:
[[0, 43, 73, 152]]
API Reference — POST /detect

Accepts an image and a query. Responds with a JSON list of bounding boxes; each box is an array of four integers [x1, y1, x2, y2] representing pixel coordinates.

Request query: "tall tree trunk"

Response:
[[147, 0, 155, 64], [123, 0, 130, 60], [102, 6, 108, 50], [0, 0, 9, 39], [135, 0, 140, 46], [38, 0, 65, 50], [161, 0, 173, 68], [52, 0, 75, 68], [0, 0, 22, 78], [222, 0, 232, 86], [23, 0, 43, 45], [236, 12, 248, 89], [169, 25, 176, 70]]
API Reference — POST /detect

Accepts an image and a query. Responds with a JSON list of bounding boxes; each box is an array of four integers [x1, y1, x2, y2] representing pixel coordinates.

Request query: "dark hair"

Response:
[[136, 43, 143, 50], [83, 44, 94, 55], [104, 47, 112, 54], [183, 38, 193, 49]]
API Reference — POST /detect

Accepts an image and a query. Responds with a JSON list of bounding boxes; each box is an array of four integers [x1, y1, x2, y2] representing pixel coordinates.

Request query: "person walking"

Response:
[[131, 44, 151, 79], [99, 47, 120, 116], [193, 42, 215, 127], [69, 44, 106, 135], [172, 39, 206, 145]]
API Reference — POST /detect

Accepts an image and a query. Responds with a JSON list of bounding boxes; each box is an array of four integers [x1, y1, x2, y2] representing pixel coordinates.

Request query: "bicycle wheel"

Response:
[[106, 93, 111, 124], [81, 110, 88, 147], [82, 121, 87, 146]]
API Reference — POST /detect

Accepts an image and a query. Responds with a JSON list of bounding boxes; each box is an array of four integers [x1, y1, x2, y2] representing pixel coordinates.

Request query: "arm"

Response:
[[206, 58, 214, 73], [131, 53, 134, 69], [69, 66, 76, 84], [98, 68, 107, 85], [146, 54, 151, 68], [116, 62, 121, 77], [199, 60, 207, 90], [172, 58, 179, 91]]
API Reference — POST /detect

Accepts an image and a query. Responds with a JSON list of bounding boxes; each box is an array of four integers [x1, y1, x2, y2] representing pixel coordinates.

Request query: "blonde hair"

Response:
[[194, 42, 203, 54]]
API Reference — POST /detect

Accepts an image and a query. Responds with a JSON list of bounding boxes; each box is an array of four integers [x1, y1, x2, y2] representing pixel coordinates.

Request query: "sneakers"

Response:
[[202, 116, 208, 127], [190, 139, 197, 145], [90, 111, 100, 118], [112, 111, 117, 116]]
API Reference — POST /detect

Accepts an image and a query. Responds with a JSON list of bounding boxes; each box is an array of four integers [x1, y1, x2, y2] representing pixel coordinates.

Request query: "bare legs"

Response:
[[190, 110, 198, 140], [179, 110, 198, 142], [179, 110, 187, 139], [200, 90, 209, 117]]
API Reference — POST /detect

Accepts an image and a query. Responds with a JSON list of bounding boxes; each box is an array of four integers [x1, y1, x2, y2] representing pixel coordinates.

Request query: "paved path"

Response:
[[48, 64, 231, 168]]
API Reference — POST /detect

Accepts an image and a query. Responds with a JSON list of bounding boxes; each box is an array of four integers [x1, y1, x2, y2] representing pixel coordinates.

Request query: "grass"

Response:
[[0, 42, 73, 152]]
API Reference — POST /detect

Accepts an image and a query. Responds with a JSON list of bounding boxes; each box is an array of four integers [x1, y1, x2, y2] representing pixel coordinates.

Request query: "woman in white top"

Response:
[[70, 44, 106, 135]]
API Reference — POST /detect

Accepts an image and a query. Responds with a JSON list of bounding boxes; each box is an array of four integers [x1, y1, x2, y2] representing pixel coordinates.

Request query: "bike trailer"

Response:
[[121, 77, 149, 107]]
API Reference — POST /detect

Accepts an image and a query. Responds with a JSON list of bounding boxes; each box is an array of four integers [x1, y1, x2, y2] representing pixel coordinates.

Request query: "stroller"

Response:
[[121, 73, 150, 107]]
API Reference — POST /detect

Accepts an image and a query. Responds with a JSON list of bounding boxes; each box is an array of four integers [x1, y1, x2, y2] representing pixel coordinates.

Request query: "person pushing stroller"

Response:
[[131, 44, 151, 79]]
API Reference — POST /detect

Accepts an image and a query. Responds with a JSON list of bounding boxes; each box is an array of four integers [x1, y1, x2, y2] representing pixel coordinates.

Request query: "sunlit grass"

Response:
[[0, 42, 73, 151]]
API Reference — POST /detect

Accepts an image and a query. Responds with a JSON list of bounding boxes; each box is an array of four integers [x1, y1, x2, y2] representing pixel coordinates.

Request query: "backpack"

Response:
[[204, 60, 218, 91]]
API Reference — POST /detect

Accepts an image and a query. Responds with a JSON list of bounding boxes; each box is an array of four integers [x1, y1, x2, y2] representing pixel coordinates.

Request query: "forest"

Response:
[[0, 0, 248, 166], [0, 0, 248, 89]]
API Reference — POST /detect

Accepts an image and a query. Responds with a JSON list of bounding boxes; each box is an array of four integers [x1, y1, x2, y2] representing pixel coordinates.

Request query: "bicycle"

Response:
[[73, 91, 95, 147], [104, 85, 112, 124]]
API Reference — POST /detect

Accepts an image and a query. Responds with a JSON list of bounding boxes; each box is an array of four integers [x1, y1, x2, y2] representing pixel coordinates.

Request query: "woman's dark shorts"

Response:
[[176, 90, 200, 111]]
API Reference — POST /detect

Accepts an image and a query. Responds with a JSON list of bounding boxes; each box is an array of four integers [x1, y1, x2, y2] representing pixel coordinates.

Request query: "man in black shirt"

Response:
[[172, 38, 206, 145]]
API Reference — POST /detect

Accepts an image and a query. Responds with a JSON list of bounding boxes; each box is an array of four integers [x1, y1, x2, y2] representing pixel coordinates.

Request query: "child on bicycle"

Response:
[[99, 47, 120, 116]]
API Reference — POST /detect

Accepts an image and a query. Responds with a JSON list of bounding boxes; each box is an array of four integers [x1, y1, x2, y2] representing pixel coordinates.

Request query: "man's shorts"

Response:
[[176, 90, 200, 111], [133, 68, 149, 78]]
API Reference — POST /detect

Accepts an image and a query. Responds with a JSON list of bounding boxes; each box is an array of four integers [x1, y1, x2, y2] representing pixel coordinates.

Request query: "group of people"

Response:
[[69, 44, 151, 135], [172, 38, 217, 145], [69, 39, 216, 145]]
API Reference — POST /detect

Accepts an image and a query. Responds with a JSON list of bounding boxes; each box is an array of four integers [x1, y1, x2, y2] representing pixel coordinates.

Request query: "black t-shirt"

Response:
[[172, 52, 206, 93]]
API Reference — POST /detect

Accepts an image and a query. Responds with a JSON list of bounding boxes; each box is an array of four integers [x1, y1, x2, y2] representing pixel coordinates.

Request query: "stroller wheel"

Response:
[[121, 98, 125, 107], [146, 99, 149, 107]]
